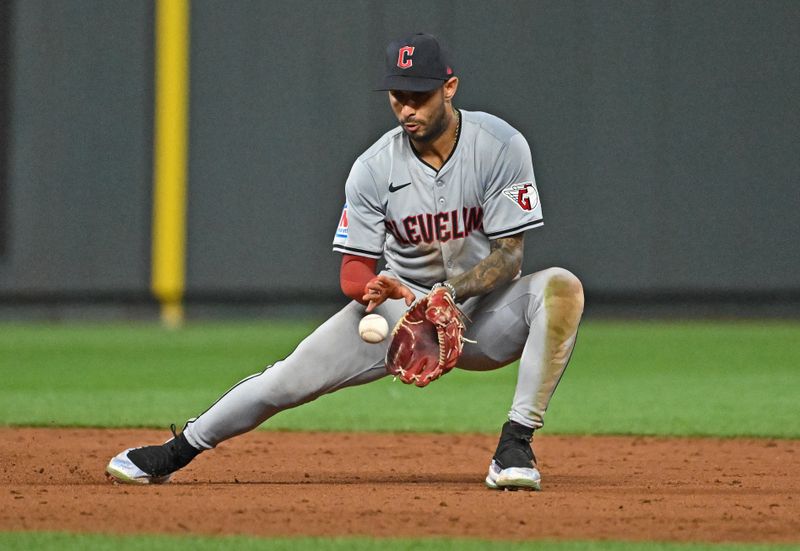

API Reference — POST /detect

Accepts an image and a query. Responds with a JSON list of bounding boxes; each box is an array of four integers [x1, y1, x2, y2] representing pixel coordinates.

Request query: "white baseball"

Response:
[[359, 314, 389, 344]]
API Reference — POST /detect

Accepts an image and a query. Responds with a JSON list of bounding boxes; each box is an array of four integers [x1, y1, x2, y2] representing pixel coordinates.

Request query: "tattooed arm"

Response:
[[445, 234, 524, 301]]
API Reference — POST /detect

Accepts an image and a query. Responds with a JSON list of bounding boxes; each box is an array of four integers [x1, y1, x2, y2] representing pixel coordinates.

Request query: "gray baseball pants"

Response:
[[183, 267, 583, 450]]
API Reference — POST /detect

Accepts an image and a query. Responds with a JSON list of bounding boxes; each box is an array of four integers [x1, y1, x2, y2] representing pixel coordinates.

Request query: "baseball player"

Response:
[[106, 33, 583, 491]]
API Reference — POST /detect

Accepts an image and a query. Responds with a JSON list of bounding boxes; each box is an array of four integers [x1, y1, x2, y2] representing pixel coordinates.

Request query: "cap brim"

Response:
[[375, 75, 446, 92]]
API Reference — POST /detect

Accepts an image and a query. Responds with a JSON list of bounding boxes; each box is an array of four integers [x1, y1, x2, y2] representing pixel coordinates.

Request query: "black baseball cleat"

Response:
[[484, 420, 541, 491], [105, 424, 202, 484]]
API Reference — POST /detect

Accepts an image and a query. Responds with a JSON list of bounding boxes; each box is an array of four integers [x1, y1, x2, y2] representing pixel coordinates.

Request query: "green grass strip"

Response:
[[0, 532, 797, 551], [1, 321, 799, 437]]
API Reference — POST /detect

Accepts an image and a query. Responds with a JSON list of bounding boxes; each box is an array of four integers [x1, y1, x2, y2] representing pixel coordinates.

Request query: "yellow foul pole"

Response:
[[152, 0, 190, 328]]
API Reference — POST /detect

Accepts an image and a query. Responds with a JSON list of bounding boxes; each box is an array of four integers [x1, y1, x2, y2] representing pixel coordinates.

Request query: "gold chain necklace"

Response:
[[453, 109, 461, 145]]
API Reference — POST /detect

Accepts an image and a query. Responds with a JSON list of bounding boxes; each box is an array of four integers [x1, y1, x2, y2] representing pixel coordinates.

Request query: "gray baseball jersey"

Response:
[[333, 110, 543, 289], [182, 109, 582, 461]]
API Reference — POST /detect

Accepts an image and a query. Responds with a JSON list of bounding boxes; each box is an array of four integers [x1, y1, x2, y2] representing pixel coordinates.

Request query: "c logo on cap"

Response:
[[397, 46, 415, 69]]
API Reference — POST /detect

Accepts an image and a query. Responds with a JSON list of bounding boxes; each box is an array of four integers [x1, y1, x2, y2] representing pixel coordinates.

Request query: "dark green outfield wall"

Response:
[[1, 1, 798, 305], [0, 0, 13, 258], [0, 1, 153, 297]]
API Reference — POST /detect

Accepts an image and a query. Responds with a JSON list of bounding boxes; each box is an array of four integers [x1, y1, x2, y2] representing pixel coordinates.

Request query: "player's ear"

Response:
[[443, 77, 459, 102]]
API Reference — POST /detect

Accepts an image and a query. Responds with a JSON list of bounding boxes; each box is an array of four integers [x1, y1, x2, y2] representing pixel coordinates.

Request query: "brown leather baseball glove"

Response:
[[385, 286, 466, 387]]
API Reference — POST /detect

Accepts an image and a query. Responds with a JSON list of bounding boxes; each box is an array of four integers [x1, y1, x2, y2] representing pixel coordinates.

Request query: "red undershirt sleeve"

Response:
[[340, 254, 378, 303]]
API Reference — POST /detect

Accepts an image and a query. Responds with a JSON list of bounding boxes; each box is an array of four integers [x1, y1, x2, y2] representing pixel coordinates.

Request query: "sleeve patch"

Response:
[[502, 182, 539, 212], [334, 203, 349, 239]]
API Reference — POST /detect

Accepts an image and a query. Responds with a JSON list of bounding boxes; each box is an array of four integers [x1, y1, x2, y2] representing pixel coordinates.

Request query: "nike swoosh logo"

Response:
[[389, 181, 412, 193]]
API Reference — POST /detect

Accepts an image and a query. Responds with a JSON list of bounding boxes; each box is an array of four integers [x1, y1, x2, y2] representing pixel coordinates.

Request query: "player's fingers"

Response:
[[365, 280, 387, 293], [366, 294, 389, 312], [362, 290, 382, 303], [401, 286, 415, 305], [364, 276, 387, 294], [376, 274, 403, 292]]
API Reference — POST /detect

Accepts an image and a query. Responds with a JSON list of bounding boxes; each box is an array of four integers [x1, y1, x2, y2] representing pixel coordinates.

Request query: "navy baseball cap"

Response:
[[376, 33, 455, 92]]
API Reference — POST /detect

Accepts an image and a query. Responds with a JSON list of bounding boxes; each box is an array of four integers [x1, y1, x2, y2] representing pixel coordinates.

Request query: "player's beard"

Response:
[[402, 100, 449, 143]]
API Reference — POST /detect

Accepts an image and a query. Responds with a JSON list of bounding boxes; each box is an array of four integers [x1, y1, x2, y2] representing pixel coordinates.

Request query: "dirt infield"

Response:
[[1, 428, 798, 543]]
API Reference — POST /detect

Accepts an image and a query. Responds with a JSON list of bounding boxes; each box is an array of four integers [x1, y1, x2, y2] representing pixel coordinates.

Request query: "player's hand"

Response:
[[363, 275, 415, 313]]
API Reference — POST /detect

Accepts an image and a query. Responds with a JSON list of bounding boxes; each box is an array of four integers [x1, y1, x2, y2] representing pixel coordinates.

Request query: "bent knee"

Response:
[[541, 267, 584, 313]]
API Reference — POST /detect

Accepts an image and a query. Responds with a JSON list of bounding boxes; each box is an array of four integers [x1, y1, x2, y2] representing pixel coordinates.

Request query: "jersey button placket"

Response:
[[436, 189, 450, 276]]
